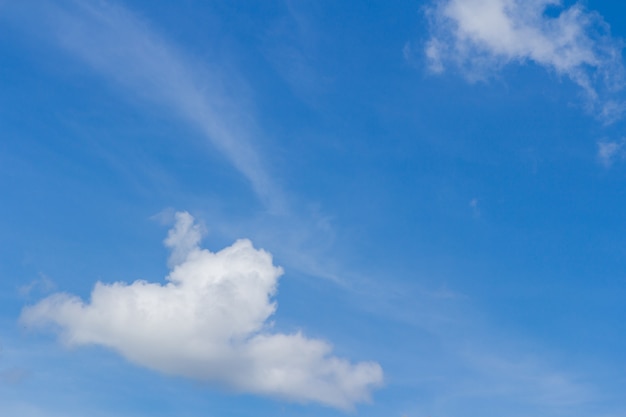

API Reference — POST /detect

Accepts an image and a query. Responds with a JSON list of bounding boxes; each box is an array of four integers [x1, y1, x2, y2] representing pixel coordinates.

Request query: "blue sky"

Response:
[[2, 0, 626, 416]]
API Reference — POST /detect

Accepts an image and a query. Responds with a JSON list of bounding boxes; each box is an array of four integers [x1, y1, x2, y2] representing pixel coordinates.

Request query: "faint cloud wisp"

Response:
[[597, 139, 626, 167], [18, 274, 56, 298]]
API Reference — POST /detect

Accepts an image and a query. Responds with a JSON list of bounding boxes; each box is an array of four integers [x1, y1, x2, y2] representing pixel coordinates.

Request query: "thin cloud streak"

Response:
[[29, 0, 285, 211]]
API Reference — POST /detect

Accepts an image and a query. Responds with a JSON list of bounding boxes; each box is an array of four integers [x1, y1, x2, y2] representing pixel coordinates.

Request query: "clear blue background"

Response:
[[1, 1, 626, 416]]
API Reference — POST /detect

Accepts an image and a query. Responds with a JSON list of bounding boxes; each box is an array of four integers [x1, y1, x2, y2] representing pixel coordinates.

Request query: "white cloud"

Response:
[[597, 139, 625, 167], [424, 0, 625, 119], [20, 212, 383, 410]]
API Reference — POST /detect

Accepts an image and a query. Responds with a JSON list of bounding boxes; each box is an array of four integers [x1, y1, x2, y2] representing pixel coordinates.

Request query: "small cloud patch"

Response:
[[423, 0, 626, 120], [597, 139, 626, 167]]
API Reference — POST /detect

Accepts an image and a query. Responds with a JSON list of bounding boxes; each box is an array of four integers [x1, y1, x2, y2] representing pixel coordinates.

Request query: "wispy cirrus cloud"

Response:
[[422, 0, 626, 120], [363, 290, 599, 417], [457, 349, 593, 408], [13, 0, 285, 211], [20, 212, 383, 410]]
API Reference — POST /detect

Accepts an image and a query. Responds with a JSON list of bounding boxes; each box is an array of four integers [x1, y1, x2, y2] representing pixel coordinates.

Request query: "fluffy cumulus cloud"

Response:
[[20, 212, 383, 410], [424, 0, 625, 118]]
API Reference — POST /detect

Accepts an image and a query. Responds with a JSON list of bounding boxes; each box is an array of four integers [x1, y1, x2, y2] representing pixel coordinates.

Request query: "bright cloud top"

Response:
[[425, 0, 625, 117], [20, 212, 383, 410]]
